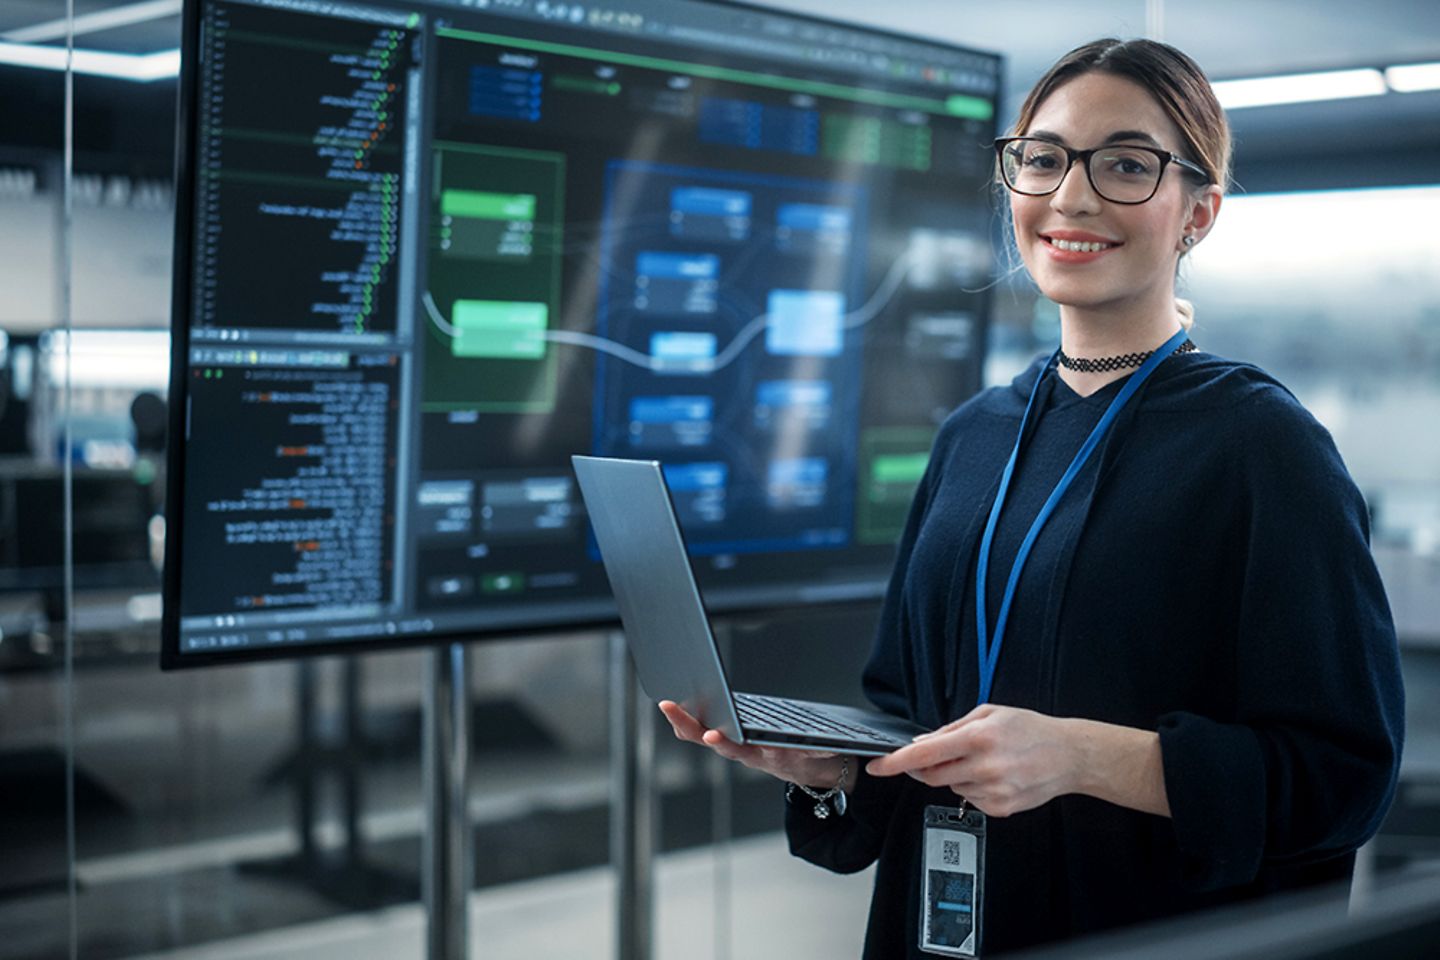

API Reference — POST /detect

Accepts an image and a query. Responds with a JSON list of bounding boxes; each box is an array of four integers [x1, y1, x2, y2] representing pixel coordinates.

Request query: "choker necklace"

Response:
[[1057, 339, 1196, 374]]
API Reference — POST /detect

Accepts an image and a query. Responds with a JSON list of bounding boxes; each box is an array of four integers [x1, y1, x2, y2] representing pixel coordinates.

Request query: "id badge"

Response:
[[919, 804, 986, 957]]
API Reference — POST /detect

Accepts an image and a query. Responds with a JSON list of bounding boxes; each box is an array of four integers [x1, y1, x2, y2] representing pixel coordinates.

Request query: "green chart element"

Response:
[[442, 189, 536, 219], [857, 426, 937, 545], [823, 114, 933, 172], [424, 142, 565, 413], [452, 300, 548, 359], [440, 190, 538, 260]]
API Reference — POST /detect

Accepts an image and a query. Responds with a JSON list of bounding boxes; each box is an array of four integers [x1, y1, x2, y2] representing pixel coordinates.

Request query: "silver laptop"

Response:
[[572, 455, 927, 757]]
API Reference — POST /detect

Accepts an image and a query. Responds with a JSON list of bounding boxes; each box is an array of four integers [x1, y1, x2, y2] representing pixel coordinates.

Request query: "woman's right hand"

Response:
[[658, 700, 855, 792]]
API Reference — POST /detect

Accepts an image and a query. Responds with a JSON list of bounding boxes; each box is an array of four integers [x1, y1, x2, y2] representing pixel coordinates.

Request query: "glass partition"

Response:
[[0, 3, 77, 957]]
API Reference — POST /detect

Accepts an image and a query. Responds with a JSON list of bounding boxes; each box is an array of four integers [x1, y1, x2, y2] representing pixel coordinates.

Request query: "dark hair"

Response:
[[1008, 38, 1231, 195]]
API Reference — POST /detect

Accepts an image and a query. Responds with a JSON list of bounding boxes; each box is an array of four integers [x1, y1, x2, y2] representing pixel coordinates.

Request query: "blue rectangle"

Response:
[[636, 252, 720, 280], [756, 380, 832, 408], [766, 456, 829, 510], [777, 204, 852, 233], [769, 457, 828, 487], [699, 97, 818, 156], [670, 187, 752, 218], [698, 98, 758, 149], [629, 396, 713, 424], [758, 106, 819, 154], [629, 395, 713, 447], [650, 332, 717, 360], [468, 66, 543, 121], [766, 290, 845, 357], [663, 462, 728, 493]]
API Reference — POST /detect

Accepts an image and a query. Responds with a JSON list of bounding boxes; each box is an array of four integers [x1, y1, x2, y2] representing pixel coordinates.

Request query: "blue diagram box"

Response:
[[776, 203, 853, 255], [628, 395, 714, 448], [662, 461, 728, 525], [766, 457, 829, 509], [635, 252, 719, 315], [699, 97, 819, 156], [669, 187, 752, 242], [754, 380, 833, 430], [649, 331, 717, 373], [765, 290, 846, 357], [469, 66, 543, 122]]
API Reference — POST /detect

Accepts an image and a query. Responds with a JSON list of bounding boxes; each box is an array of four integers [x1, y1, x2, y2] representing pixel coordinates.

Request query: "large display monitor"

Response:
[[162, 0, 1002, 667]]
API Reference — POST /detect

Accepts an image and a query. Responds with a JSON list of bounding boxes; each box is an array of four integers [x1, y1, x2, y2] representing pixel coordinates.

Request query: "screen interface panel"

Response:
[[167, 0, 1000, 662]]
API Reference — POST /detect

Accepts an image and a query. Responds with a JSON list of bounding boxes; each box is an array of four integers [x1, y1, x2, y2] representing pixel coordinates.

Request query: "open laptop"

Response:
[[572, 455, 928, 757]]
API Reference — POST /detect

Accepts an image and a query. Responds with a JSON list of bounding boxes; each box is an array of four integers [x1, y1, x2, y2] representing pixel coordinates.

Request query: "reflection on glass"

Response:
[[1185, 187, 1440, 556]]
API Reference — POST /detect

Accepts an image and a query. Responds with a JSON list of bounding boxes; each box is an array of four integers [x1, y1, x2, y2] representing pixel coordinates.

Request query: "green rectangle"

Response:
[[857, 427, 937, 544], [872, 452, 930, 487], [552, 74, 621, 96], [481, 572, 525, 595], [945, 94, 991, 119], [452, 300, 548, 359], [441, 190, 536, 221]]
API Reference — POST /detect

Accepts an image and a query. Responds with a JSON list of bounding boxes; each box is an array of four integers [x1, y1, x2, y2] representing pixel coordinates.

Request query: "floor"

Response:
[[118, 832, 876, 960]]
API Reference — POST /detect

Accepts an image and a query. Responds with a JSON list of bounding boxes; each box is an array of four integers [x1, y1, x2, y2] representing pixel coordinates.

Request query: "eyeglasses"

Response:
[[993, 136, 1211, 205]]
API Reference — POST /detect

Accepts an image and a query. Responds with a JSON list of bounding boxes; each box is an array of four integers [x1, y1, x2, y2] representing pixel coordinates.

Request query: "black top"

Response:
[[784, 351, 1406, 957]]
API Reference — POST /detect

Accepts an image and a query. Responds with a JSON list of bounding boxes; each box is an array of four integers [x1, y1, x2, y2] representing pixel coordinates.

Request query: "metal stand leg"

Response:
[[708, 748, 733, 960], [425, 642, 472, 960], [297, 660, 318, 864], [1350, 836, 1376, 914], [710, 621, 734, 960], [343, 658, 364, 867], [611, 630, 656, 960]]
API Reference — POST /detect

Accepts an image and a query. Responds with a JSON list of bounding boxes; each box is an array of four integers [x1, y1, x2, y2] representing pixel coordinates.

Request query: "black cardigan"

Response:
[[785, 351, 1405, 957]]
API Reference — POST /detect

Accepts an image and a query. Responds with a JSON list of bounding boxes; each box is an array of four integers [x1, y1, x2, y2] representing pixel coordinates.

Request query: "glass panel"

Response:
[[0, 2, 77, 957], [1185, 186, 1440, 537], [1185, 187, 1440, 880]]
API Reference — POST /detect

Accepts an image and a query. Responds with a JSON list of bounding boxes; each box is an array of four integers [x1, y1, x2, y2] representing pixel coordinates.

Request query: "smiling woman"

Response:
[[1003, 71, 1218, 394], [662, 36, 1406, 960]]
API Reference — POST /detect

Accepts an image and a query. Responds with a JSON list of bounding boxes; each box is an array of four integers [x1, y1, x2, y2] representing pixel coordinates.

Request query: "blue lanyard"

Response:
[[974, 327, 1190, 707]]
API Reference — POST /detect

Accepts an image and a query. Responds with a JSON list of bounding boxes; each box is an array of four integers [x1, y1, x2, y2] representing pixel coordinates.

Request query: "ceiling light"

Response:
[[1212, 68, 1387, 110], [1, 0, 182, 43], [0, 41, 179, 81], [1385, 62, 1440, 93]]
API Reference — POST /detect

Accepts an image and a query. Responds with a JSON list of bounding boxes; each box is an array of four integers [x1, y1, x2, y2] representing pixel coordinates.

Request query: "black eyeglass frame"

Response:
[[992, 136, 1212, 205]]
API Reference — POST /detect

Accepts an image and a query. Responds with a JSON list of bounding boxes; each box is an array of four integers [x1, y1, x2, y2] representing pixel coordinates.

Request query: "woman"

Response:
[[661, 38, 1404, 956]]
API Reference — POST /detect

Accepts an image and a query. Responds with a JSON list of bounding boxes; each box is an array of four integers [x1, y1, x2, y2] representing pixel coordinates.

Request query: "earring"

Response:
[[1182, 235, 1196, 248]]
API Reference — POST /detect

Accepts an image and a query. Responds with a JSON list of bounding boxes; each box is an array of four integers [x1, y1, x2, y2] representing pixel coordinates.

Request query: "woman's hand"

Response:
[[864, 704, 1171, 819], [658, 700, 854, 792], [864, 704, 1082, 818]]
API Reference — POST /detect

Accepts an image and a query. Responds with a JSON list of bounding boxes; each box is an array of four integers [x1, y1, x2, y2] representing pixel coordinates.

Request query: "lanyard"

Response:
[[973, 327, 1190, 707]]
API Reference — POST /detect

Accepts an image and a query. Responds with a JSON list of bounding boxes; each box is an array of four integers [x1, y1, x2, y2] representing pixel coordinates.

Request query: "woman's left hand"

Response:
[[865, 704, 1081, 818]]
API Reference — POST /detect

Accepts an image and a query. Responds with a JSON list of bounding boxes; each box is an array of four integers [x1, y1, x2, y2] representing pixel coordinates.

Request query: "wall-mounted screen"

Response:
[[163, 0, 1001, 666]]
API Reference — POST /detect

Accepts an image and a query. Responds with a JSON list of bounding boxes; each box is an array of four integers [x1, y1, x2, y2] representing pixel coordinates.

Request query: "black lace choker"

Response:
[[1057, 339, 1196, 374]]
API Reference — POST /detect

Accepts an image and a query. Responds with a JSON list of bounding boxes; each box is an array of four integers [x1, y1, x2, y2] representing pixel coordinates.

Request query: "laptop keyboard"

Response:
[[734, 692, 903, 745]]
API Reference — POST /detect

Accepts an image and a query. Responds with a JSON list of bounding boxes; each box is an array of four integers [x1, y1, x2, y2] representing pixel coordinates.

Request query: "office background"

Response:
[[1, 0, 1437, 957]]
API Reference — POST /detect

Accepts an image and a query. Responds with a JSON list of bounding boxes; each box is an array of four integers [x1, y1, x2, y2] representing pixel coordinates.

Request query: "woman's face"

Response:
[[1009, 71, 1217, 316]]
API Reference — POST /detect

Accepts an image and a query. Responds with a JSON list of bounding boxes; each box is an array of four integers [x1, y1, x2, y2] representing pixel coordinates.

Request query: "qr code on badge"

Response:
[[943, 839, 963, 866]]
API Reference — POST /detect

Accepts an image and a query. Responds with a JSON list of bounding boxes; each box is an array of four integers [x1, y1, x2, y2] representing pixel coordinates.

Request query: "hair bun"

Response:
[[1175, 297, 1196, 332]]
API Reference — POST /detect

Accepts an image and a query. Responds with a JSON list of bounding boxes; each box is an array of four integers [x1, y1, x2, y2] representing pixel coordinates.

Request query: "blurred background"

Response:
[[0, 0, 1437, 958]]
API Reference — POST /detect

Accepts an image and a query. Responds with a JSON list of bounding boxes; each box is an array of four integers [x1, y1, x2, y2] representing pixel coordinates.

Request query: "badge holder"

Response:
[[920, 803, 986, 957]]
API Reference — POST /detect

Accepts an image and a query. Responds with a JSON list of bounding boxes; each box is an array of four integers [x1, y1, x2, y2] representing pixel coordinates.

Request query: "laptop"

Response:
[[572, 455, 928, 757]]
